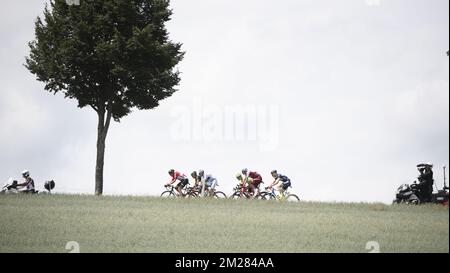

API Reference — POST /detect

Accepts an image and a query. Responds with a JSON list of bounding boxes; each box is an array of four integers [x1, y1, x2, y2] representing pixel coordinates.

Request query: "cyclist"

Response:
[[242, 168, 263, 198], [165, 169, 189, 196], [191, 170, 217, 196], [267, 170, 292, 197], [236, 173, 251, 195], [191, 171, 202, 188], [197, 170, 219, 197], [17, 170, 36, 193]]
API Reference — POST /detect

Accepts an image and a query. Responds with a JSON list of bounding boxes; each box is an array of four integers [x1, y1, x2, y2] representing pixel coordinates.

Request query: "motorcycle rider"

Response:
[[16, 170, 36, 193], [417, 163, 434, 202]]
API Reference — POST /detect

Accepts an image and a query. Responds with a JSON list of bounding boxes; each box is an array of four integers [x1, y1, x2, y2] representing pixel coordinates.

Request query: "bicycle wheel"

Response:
[[285, 194, 300, 202], [185, 191, 199, 198], [230, 192, 244, 199], [213, 191, 227, 199], [257, 192, 275, 200], [161, 191, 175, 198]]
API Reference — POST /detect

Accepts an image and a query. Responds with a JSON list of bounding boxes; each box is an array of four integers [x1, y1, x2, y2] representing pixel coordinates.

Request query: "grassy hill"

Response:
[[0, 194, 448, 253]]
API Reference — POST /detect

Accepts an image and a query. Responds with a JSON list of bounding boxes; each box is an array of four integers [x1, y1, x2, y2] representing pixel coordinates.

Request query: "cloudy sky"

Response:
[[0, 0, 448, 203]]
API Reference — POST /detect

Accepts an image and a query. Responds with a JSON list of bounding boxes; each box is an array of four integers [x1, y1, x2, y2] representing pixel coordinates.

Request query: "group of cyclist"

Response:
[[164, 168, 292, 198], [164, 169, 219, 197]]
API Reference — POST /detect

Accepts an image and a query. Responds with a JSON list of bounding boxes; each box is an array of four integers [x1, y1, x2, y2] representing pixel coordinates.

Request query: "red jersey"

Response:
[[249, 171, 262, 182], [171, 171, 186, 182]]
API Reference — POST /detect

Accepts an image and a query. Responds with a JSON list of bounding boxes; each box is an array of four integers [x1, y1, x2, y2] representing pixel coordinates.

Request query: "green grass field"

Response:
[[0, 194, 448, 253]]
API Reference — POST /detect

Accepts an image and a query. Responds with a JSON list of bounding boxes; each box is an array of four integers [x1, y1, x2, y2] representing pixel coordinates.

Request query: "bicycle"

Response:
[[205, 188, 227, 199], [160, 184, 197, 198], [229, 184, 264, 199], [188, 185, 227, 199], [259, 186, 300, 202]]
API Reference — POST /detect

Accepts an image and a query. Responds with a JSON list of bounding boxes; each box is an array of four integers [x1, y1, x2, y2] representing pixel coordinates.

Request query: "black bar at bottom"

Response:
[[0, 253, 445, 272]]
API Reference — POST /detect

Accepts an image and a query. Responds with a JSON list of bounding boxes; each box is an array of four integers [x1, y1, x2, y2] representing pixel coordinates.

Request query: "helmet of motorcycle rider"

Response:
[[22, 170, 30, 178]]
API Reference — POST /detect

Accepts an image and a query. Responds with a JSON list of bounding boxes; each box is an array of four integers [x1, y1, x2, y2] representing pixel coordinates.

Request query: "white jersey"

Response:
[[25, 177, 35, 190], [203, 174, 213, 182], [202, 174, 218, 186]]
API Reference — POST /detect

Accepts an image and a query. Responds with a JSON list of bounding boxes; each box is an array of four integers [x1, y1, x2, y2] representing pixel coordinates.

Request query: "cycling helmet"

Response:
[[198, 170, 205, 177], [241, 168, 248, 175], [168, 169, 175, 175], [191, 171, 197, 178]]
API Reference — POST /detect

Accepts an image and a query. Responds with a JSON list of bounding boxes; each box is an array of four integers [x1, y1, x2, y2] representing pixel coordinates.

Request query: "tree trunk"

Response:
[[95, 108, 112, 196]]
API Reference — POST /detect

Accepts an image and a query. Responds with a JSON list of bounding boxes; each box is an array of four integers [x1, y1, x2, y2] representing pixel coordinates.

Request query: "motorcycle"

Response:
[[393, 182, 449, 205], [0, 178, 55, 194], [393, 165, 449, 206], [393, 182, 422, 205], [1, 178, 20, 194]]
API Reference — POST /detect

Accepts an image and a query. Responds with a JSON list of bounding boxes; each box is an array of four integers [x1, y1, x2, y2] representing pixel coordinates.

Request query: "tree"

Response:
[[25, 0, 184, 195]]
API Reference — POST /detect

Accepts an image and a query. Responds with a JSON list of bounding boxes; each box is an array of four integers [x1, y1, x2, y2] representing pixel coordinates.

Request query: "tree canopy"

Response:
[[26, 0, 184, 121]]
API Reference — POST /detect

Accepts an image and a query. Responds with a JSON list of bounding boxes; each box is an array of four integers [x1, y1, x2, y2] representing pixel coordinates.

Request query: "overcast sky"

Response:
[[0, 0, 448, 203]]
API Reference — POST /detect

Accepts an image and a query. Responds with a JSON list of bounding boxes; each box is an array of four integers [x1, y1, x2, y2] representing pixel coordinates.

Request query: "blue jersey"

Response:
[[278, 174, 291, 184]]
